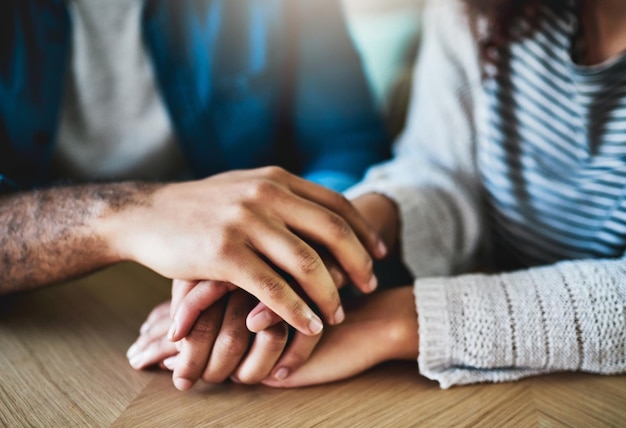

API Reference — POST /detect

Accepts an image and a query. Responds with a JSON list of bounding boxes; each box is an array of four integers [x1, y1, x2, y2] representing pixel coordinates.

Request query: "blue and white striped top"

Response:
[[480, 3, 626, 269]]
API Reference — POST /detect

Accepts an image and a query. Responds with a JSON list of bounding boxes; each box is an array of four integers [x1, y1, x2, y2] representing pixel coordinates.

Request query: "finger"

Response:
[[246, 302, 281, 333], [128, 314, 179, 370], [139, 300, 172, 334], [172, 301, 226, 391], [128, 337, 178, 370], [268, 331, 323, 381], [130, 312, 172, 354], [232, 322, 289, 384], [202, 291, 256, 384], [321, 255, 349, 289], [169, 280, 231, 342], [246, 256, 348, 333], [171, 279, 197, 318], [222, 248, 324, 336], [247, 221, 344, 326], [285, 173, 387, 259], [271, 192, 378, 295]]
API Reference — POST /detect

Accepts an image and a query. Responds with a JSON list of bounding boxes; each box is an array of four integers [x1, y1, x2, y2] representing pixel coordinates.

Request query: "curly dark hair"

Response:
[[464, 0, 562, 64]]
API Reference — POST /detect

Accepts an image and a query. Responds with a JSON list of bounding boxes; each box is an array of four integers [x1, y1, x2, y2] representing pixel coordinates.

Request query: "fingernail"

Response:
[[140, 322, 150, 334], [174, 377, 193, 391], [230, 376, 242, 384], [308, 315, 323, 335], [126, 343, 139, 359], [330, 268, 345, 287], [163, 356, 176, 371], [368, 275, 378, 293], [377, 240, 387, 257], [333, 306, 345, 324], [129, 353, 144, 369], [274, 367, 290, 380], [167, 321, 177, 341], [248, 310, 273, 332]]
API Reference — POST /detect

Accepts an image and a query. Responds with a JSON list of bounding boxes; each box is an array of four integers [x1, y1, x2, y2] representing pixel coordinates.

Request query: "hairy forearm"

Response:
[[0, 182, 158, 294]]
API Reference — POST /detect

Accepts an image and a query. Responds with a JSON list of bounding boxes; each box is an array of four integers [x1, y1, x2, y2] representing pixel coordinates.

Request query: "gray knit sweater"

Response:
[[348, 0, 626, 388]]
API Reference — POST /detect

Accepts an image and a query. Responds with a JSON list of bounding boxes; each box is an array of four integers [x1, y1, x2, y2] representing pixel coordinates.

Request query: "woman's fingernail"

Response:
[[174, 377, 193, 391], [230, 376, 242, 384], [333, 306, 345, 324], [308, 315, 323, 335], [140, 322, 150, 334], [330, 268, 345, 287], [129, 353, 144, 369], [249, 310, 273, 331], [274, 367, 290, 380], [368, 275, 378, 293], [163, 356, 177, 371], [377, 240, 387, 257], [126, 343, 139, 359], [167, 321, 177, 341]]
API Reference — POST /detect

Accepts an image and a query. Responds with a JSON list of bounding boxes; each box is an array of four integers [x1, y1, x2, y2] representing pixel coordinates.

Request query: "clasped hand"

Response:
[[117, 167, 388, 389]]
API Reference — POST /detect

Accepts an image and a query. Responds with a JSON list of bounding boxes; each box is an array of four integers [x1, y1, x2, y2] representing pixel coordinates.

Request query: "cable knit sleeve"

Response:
[[346, 0, 484, 278], [416, 259, 626, 388]]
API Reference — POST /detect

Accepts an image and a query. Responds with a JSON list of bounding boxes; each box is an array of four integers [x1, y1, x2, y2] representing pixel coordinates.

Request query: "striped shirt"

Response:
[[480, 2, 626, 269]]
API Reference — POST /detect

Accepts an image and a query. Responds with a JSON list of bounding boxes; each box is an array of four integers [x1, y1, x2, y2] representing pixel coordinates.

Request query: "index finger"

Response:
[[286, 174, 387, 259]]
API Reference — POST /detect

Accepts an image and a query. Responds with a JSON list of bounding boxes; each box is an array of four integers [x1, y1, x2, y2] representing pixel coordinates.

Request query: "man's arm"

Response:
[[0, 167, 386, 337], [0, 181, 155, 294]]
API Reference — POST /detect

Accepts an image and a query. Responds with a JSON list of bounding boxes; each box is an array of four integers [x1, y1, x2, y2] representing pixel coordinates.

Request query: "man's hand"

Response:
[[1, 167, 386, 336]]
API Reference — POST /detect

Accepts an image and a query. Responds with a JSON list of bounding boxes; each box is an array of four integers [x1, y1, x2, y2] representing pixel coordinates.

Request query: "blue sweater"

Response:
[[0, 0, 389, 192]]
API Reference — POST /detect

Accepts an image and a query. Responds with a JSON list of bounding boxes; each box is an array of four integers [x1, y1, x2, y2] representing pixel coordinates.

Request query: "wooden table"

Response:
[[1, 263, 625, 427]]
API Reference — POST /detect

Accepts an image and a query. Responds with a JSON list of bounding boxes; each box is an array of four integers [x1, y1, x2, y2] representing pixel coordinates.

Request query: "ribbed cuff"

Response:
[[413, 277, 454, 387]]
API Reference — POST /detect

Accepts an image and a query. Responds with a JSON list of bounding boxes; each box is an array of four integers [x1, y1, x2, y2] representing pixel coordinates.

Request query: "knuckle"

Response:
[[286, 347, 310, 366], [261, 325, 289, 353], [327, 213, 352, 240], [296, 247, 322, 275], [260, 165, 286, 179], [213, 236, 239, 262], [228, 203, 254, 223], [188, 318, 219, 341], [246, 178, 279, 201], [331, 192, 353, 214], [258, 274, 287, 300], [288, 299, 307, 321], [216, 330, 249, 357], [176, 354, 202, 378]]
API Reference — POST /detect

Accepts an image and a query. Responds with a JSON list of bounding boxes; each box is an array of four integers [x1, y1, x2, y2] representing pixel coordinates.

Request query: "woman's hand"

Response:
[[127, 292, 323, 390], [262, 286, 419, 388]]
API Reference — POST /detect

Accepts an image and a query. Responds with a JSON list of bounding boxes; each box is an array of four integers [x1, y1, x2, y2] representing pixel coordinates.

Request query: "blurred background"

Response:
[[344, 0, 424, 136]]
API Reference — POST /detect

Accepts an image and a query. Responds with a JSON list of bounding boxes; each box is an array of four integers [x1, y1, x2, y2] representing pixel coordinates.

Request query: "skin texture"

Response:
[[129, 192, 405, 389], [128, 0, 626, 390], [128, 1, 626, 381], [0, 182, 157, 293], [130, 286, 419, 388], [0, 167, 386, 339]]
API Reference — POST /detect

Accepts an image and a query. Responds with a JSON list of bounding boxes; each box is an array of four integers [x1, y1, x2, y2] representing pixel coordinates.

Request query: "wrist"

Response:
[[383, 288, 419, 360], [96, 182, 163, 264]]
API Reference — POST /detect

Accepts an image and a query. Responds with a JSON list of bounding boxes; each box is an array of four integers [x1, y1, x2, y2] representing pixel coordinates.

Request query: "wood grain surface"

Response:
[[1, 263, 625, 427]]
